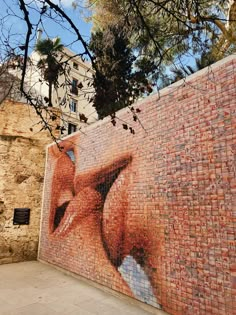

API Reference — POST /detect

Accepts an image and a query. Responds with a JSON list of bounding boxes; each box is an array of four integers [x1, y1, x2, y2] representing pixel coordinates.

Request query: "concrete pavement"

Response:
[[0, 261, 167, 315]]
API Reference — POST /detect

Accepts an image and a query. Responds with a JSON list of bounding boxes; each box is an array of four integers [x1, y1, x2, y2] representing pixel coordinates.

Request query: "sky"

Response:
[[0, 0, 93, 58]]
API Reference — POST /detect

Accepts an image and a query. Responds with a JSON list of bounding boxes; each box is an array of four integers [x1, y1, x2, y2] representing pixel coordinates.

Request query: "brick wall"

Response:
[[39, 56, 236, 315], [0, 100, 59, 264]]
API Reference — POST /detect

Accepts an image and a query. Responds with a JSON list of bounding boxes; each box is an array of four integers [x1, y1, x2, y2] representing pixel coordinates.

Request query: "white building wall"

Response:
[[24, 47, 98, 136]]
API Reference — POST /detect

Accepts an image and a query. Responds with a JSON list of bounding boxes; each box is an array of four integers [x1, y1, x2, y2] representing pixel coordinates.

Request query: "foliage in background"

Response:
[[89, 25, 152, 119], [35, 38, 64, 107], [86, 0, 236, 85]]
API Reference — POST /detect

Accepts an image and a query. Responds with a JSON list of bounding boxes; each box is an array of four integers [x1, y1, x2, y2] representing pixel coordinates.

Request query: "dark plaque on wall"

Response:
[[13, 208, 30, 225]]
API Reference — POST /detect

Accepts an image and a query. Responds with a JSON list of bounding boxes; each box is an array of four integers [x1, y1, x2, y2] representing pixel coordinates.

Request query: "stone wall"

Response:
[[39, 55, 236, 315], [0, 100, 58, 264]]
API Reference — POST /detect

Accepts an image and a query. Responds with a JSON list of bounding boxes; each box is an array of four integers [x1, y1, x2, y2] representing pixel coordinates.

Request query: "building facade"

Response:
[[9, 43, 98, 136]]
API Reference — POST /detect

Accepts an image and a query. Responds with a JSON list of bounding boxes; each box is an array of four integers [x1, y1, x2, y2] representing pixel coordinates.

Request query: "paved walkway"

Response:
[[0, 261, 167, 315]]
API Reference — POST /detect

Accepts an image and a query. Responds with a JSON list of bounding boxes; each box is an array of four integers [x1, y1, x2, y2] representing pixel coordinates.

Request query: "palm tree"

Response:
[[35, 37, 64, 107]]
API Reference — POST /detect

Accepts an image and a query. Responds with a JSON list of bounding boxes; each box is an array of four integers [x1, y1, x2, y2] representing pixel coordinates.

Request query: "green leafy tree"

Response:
[[87, 0, 236, 82], [35, 37, 64, 107], [89, 26, 152, 119]]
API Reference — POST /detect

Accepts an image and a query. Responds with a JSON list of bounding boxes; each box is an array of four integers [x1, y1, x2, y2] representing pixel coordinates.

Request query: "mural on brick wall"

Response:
[[46, 140, 160, 307], [39, 56, 236, 315]]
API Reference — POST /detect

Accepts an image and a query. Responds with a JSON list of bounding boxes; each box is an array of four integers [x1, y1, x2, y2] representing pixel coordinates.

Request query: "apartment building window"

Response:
[[73, 62, 78, 70], [71, 78, 78, 95], [68, 123, 77, 134], [69, 98, 77, 112]]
